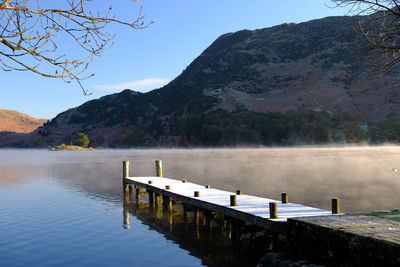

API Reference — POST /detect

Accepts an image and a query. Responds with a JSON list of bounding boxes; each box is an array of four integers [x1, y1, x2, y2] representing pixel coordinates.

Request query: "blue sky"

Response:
[[0, 0, 352, 119]]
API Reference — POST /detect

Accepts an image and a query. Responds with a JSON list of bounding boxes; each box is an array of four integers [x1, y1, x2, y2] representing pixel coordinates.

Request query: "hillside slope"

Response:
[[0, 109, 46, 133], [177, 15, 400, 121]]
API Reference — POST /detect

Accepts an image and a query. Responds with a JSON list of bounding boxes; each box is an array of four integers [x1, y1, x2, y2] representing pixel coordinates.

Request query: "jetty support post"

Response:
[[183, 203, 189, 222], [134, 185, 143, 204], [123, 160, 130, 193], [201, 208, 208, 226], [332, 198, 340, 214], [154, 193, 163, 219], [231, 218, 244, 248], [204, 210, 213, 232], [163, 195, 173, 212], [155, 160, 163, 177], [203, 210, 213, 239], [227, 217, 232, 239], [168, 210, 173, 233], [194, 207, 200, 225], [163, 185, 173, 212], [148, 191, 154, 208], [196, 221, 200, 240], [222, 215, 228, 232], [147, 180, 154, 208], [155, 193, 163, 209]]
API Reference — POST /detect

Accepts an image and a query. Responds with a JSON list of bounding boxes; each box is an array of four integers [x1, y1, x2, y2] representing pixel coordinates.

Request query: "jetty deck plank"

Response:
[[124, 176, 333, 227]]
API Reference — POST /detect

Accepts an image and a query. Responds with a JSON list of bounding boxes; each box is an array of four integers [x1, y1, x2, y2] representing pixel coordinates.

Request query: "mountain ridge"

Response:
[[2, 13, 400, 147]]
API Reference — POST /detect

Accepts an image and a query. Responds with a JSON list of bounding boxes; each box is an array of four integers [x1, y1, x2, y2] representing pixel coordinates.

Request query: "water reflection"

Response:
[[122, 187, 271, 267], [123, 185, 132, 229], [3, 147, 400, 266], [0, 173, 204, 267], [0, 164, 43, 187]]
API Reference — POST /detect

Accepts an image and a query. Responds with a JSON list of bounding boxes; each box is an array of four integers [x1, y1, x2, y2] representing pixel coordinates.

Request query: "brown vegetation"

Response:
[[0, 109, 46, 133]]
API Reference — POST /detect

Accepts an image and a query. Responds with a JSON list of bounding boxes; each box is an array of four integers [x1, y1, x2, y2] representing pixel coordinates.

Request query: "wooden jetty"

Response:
[[122, 160, 400, 266], [122, 160, 339, 230]]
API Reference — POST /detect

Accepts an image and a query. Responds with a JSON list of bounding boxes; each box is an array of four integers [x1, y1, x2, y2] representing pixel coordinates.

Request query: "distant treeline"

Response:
[[120, 109, 400, 147]]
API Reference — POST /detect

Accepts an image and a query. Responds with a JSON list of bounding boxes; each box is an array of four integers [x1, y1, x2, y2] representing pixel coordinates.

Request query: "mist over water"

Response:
[[2, 146, 400, 213]]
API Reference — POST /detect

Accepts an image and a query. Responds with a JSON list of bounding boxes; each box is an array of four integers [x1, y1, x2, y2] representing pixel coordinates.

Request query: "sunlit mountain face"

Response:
[[0, 109, 46, 133]]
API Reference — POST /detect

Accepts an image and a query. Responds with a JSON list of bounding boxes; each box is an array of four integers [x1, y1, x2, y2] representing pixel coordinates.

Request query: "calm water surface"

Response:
[[2, 147, 400, 266]]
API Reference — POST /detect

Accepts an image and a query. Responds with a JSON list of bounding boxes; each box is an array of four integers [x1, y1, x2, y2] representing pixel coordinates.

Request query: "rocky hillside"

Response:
[[3, 13, 400, 147], [0, 109, 46, 133], [182, 15, 400, 121]]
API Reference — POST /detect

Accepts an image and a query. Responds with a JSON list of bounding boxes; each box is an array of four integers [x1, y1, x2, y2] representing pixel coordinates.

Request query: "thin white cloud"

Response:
[[93, 78, 170, 93]]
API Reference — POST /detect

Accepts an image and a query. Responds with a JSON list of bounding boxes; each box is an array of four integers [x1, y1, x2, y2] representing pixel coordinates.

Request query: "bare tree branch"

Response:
[[0, 0, 153, 95], [332, 0, 400, 76]]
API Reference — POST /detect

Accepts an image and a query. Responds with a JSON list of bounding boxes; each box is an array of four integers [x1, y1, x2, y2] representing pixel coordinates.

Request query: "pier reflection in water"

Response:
[[122, 186, 272, 266]]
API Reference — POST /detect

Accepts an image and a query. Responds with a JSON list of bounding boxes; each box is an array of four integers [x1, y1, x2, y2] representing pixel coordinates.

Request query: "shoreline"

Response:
[[48, 145, 97, 151]]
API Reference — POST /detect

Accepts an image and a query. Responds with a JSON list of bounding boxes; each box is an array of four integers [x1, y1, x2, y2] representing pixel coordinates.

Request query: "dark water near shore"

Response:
[[2, 147, 400, 266]]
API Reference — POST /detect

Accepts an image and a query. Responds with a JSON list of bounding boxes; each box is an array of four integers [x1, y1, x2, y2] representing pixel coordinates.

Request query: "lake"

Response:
[[1, 146, 400, 266]]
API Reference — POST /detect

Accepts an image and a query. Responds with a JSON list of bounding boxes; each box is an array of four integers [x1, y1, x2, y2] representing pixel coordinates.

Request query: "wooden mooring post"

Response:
[[281, 192, 288, 204], [123, 160, 130, 193], [332, 198, 340, 214], [230, 195, 237, 206], [155, 160, 163, 177], [269, 202, 278, 219], [122, 160, 131, 229]]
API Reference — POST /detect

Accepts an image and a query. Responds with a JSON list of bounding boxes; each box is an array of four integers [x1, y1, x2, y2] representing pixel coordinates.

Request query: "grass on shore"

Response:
[[367, 209, 400, 222]]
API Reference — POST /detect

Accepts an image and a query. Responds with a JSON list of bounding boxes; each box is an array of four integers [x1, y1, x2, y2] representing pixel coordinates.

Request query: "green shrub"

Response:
[[76, 132, 90, 148]]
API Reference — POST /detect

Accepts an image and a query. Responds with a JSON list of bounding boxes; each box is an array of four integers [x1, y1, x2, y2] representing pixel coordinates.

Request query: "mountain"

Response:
[[0, 109, 47, 133], [177, 15, 399, 121], [3, 13, 400, 147]]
